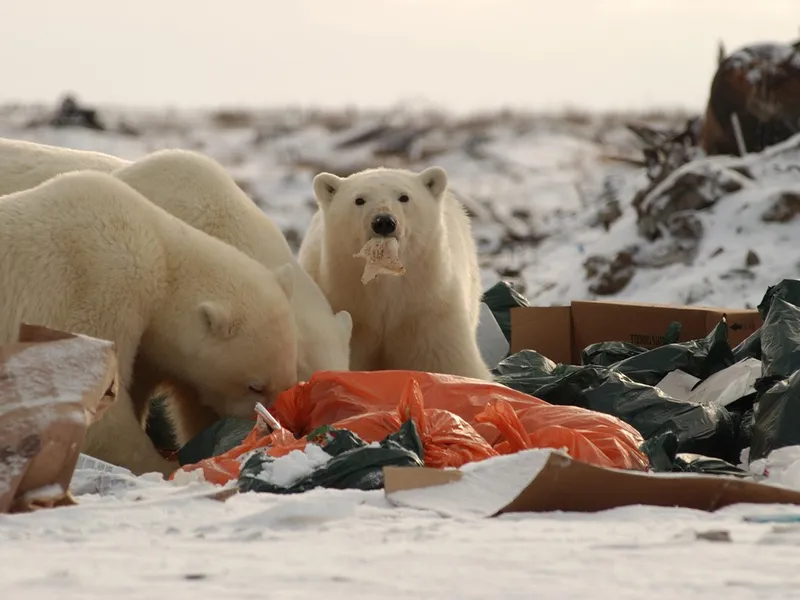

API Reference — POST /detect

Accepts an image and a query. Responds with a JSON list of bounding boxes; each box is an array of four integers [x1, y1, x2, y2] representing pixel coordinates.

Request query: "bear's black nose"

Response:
[[371, 213, 397, 236]]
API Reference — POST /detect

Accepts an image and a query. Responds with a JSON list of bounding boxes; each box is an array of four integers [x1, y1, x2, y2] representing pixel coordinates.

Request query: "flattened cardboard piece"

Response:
[[385, 451, 549, 518], [0, 324, 118, 514], [511, 301, 762, 365], [383, 450, 800, 517]]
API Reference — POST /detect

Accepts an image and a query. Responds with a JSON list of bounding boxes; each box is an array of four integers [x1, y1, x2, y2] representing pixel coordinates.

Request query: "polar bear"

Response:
[[0, 170, 299, 476], [0, 138, 353, 380], [298, 166, 493, 381], [0, 137, 125, 195], [112, 150, 353, 380]]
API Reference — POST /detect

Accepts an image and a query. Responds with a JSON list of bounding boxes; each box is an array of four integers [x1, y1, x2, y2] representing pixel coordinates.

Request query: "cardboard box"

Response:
[[0, 324, 118, 513], [510, 300, 763, 365], [383, 450, 800, 517]]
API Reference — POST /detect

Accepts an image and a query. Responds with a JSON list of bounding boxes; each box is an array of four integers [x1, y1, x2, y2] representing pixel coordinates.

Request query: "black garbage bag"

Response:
[[176, 416, 254, 466], [760, 297, 800, 380], [672, 453, 752, 478], [581, 341, 647, 367], [639, 432, 750, 477], [481, 281, 530, 344], [750, 369, 800, 462], [238, 420, 425, 494], [581, 322, 683, 367], [732, 328, 762, 362], [757, 278, 800, 319], [737, 406, 756, 453], [492, 349, 738, 462], [735, 277, 800, 364], [607, 318, 735, 387]]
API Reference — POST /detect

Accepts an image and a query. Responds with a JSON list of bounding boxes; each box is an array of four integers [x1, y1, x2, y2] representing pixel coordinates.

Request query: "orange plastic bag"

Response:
[[174, 376, 499, 483], [271, 370, 549, 437], [174, 370, 650, 485], [475, 400, 649, 471]]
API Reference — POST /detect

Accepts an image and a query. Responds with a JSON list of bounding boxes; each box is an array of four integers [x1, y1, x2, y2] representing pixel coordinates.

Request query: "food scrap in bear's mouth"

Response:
[[353, 237, 405, 284]]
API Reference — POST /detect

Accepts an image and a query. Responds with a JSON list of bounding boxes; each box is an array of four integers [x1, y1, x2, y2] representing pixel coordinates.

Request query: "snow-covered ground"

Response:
[[4, 101, 800, 598], [5, 450, 800, 600]]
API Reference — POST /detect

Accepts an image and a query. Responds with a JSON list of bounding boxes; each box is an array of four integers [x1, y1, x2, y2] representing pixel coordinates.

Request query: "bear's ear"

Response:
[[313, 172, 342, 207], [274, 263, 295, 300], [335, 310, 353, 340], [199, 301, 235, 339], [418, 166, 448, 200]]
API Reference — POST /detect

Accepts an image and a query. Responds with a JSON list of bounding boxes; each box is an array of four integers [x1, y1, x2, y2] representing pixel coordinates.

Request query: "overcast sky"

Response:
[[1, 0, 797, 113]]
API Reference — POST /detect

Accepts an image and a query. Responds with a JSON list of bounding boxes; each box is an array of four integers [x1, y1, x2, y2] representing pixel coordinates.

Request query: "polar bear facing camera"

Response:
[[299, 166, 493, 381], [0, 171, 299, 476]]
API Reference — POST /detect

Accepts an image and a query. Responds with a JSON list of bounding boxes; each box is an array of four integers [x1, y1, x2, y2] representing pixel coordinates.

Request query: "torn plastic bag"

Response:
[[481, 281, 529, 344], [492, 349, 737, 462], [581, 321, 682, 367], [760, 297, 800, 380], [606, 318, 735, 387], [750, 369, 800, 462], [237, 419, 424, 494]]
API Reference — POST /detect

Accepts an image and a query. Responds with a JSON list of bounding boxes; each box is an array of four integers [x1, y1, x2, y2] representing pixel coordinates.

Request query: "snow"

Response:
[[253, 444, 332, 489], [2, 454, 800, 599], [4, 103, 800, 597]]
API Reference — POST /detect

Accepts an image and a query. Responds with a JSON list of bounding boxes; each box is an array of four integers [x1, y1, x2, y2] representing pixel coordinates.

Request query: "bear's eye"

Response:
[[248, 383, 266, 395], [398, 194, 409, 203], [354, 197, 365, 206]]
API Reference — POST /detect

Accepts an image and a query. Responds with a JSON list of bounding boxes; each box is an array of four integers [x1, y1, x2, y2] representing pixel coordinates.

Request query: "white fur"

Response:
[[0, 171, 300, 476], [0, 138, 353, 380], [299, 166, 492, 380], [0, 137, 125, 195]]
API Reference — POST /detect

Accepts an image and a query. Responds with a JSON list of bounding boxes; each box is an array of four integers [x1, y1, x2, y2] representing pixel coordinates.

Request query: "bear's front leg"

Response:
[[82, 387, 179, 477]]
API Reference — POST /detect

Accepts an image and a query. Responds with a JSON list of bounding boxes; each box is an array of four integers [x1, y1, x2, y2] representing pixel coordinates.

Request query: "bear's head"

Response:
[[312, 166, 449, 261], [166, 262, 300, 416]]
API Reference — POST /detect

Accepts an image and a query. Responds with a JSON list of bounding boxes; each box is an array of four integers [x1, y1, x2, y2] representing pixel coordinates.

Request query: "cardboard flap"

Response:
[[571, 300, 708, 348], [497, 453, 800, 514], [509, 300, 763, 365], [383, 450, 800, 517], [0, 325, 119, 513], [510, 306, 572, 363]]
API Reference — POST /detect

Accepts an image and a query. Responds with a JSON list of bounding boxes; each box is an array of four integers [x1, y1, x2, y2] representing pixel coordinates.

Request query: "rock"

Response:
[[745, 250, 761, 267], [761, 190, 800, 222], [584, 250, 636, 296]]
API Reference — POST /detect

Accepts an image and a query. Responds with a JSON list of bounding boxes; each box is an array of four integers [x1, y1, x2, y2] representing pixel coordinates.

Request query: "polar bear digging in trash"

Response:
[[0, 137, 354, 380], [0, 171, 299, 476], [298, 166, 493, 381]]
